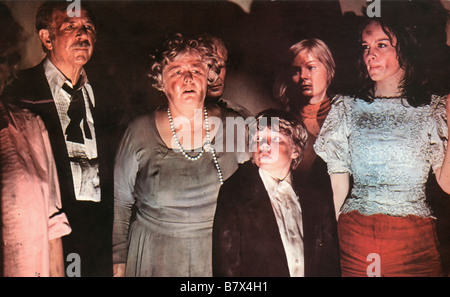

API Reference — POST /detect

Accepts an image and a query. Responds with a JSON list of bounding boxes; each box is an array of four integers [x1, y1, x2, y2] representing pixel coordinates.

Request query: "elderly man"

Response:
[[205, 35, 252, 118], [4, 1, 117, 277]]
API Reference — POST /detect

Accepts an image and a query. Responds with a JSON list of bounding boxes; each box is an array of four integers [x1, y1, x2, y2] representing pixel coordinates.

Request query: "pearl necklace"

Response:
[[167, 107, 223, 184]]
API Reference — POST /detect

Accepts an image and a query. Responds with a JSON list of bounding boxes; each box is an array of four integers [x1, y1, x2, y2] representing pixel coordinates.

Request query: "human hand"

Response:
[[113, 263, 126, 277]]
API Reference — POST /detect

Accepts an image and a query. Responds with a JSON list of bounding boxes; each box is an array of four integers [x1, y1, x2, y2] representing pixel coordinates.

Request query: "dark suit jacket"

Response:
[[212, 161, 340, 277], [3, 59, 119, 276]]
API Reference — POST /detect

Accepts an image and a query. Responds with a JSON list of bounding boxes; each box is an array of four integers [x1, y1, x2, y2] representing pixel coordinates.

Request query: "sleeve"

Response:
[[212, 182, 242, 277], [38, 116, 72, 240], [112, 122, 140, 264], [430, 95, 448, 173], [316, 193, 341, 276], [313, 95, 352, 174], [218, 108, 251, 180]]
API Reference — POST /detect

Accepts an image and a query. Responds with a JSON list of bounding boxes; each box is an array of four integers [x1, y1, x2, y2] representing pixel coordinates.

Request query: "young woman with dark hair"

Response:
[[314, 9, 450, 276]]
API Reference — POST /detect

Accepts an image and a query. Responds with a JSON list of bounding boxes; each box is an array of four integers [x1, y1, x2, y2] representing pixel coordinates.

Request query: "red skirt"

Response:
[[338, 211, 443, 277]]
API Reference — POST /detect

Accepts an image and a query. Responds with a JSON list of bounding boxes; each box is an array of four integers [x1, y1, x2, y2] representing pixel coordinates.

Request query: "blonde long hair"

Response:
[[276, 38, 335, 111]]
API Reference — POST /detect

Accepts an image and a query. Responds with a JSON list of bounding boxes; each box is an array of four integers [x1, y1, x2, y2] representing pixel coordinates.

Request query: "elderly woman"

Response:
[[275, 38, 336, 175], [113, 33, 249, 277], [314, 11, 450, 276]]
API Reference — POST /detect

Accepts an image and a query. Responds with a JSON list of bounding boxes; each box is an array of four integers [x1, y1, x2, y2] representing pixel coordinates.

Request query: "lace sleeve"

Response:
[[314, 95, 352, 174], [430, 95, 448, 173]]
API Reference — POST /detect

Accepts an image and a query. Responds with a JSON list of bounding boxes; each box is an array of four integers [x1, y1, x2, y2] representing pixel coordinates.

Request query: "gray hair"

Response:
[[148, 33, 221, 92]]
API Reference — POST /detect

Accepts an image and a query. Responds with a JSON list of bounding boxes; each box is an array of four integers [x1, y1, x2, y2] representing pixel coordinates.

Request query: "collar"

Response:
[[259, 168, 294, 197], [43, 58, 89, 98], [300, 96, 332, 120]]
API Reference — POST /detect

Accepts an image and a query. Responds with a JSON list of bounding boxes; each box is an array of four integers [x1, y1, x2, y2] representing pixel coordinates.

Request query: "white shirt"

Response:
[[259, 168, 304, 277], [43, 58, 101, 202]]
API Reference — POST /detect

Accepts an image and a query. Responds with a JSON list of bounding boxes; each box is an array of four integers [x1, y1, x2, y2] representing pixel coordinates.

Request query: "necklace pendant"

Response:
[[203, 142, 212, 153]]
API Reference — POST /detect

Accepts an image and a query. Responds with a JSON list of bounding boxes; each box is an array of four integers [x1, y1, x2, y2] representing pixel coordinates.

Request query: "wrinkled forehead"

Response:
[[165, 49, 207, 69], [52, 8, 95, 27], [215, 45, 227, 62]]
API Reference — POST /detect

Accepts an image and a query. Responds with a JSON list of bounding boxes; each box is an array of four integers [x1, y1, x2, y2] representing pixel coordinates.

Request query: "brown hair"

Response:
[[251, 109, 308, 170], [356, 1, 450, 106]]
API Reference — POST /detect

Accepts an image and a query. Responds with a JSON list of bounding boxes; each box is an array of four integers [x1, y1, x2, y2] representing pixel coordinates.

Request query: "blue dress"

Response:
[[113, 107, 249, 276], [314, 95, 448, 218]]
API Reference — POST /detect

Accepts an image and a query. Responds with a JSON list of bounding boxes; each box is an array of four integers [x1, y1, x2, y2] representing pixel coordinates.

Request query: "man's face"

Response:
[[44, 9, 96, 69], [207, 46, 227, 99]]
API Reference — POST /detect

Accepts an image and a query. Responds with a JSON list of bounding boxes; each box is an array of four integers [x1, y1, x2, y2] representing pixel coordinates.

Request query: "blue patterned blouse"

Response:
[[314, 95, 448, 217]]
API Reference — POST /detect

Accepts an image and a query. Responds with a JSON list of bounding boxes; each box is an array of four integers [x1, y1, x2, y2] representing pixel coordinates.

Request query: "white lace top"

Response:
[[314, 95, 448, 217]]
